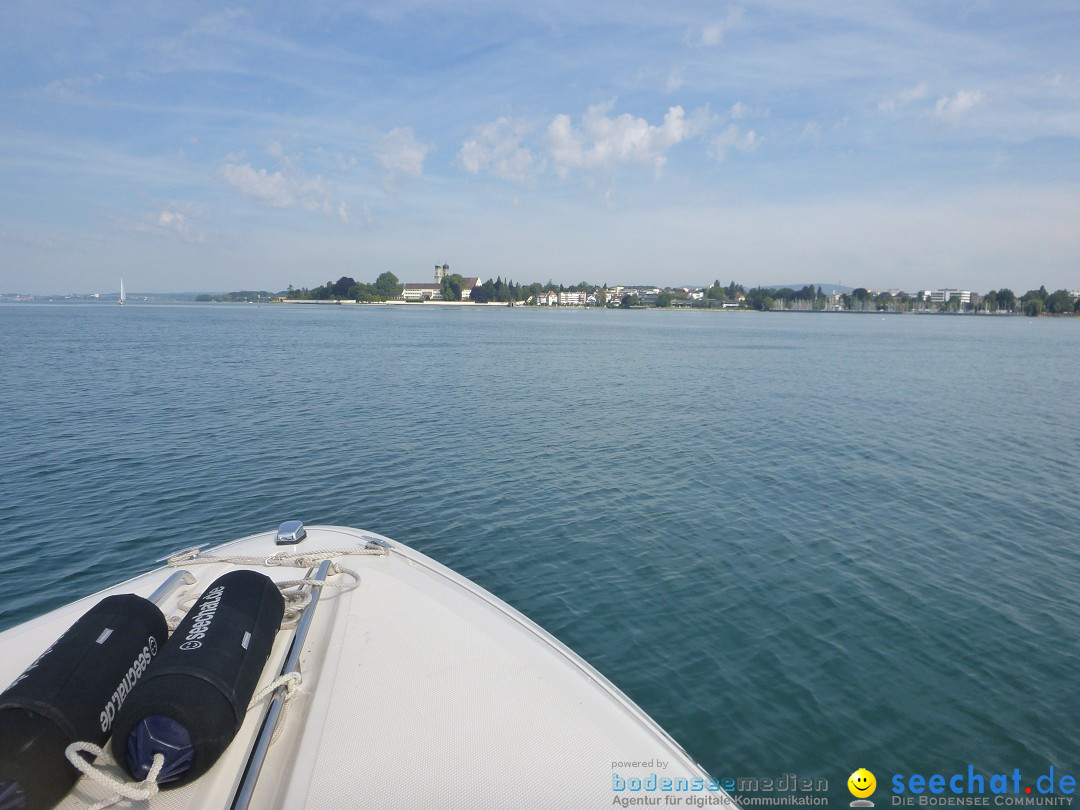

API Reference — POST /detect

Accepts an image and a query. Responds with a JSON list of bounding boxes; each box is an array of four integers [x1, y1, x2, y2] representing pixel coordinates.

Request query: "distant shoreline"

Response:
[[4, 299, 1072, 317], [275, 298, 512, 307], [271, 299, 1052, 315]]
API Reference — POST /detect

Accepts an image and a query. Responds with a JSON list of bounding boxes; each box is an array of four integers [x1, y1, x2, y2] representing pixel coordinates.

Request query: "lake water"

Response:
[[1, 303, 1077, 802]]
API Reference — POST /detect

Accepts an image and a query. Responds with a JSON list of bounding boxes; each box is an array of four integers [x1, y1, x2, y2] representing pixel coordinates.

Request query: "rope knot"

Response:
[[166, 546, 203, 565], [247, 671, 304, 745], [65, 741, 165, 810]]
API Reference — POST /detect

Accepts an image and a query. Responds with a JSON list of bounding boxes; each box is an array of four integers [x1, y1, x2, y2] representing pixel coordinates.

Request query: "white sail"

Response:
[[119, 278, 125, 306]]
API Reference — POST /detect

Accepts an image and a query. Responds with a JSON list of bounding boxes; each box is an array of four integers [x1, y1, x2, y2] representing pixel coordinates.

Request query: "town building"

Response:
[[402, 283, 442, 301], [401, 264, 481, 301], [930, 289, 973, 304]]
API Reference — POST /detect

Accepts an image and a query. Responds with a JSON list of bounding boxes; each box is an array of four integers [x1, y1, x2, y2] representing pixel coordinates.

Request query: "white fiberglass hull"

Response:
[[0, 526, 731, 809]]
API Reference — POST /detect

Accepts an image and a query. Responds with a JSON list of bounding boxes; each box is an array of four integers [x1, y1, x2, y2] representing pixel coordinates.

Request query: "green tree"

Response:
[[440, 273, 465, 301], [373, 271, 403, 300], [1045, 289, 1075, 314], [656, 292, 674, 307], [745, 287, 777, 310], [332, 276, 357, 298], [1023, 297, 1045, 317], [595, 288, 608, 307], [996, 289, 1016, 311], [773, 288, 796, 304], [353, 284, 382, 303], [311, 280, 334, 300]]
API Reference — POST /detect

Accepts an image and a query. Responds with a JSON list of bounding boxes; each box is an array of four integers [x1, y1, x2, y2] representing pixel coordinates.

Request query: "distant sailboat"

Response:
[[118, 278, 125, 306]]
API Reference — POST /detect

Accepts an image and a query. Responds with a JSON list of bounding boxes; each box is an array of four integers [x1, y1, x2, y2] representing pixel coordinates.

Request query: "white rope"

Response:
[[167, 545, 386, 568], [164, 551, 365, 631], [273, 561, 362, 593], [65, 742, 165, 810], [270, 560, 362, 627], [248, 671, 302, 708], [247, 671, 304, 745]]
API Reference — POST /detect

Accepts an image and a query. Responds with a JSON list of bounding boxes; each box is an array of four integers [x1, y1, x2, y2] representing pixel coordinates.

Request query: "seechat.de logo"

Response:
[[849, 768, 877, 807]]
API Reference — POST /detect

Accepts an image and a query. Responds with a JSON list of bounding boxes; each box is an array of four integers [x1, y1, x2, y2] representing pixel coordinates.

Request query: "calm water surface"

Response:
[[1, 303, 1077, 801]]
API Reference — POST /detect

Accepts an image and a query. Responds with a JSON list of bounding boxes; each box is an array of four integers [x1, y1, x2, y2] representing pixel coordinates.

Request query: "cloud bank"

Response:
[[546, 102, 704, 178], [373, 127, 430, 177], [935, 90, 985, 123], [221, 162, 334, 214]]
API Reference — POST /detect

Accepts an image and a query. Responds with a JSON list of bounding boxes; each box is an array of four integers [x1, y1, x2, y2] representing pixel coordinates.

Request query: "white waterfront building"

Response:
[[401, 264, 480, 301], [930, 289, 973, 304]]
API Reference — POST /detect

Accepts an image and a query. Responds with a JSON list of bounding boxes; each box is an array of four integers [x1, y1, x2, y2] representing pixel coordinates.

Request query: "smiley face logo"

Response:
[[848, 768, 876, 798]]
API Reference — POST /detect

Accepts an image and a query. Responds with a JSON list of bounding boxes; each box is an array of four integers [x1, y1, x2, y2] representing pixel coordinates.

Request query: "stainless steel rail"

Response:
[[230, 559, 333, 810], [146, 569, 196, 605]]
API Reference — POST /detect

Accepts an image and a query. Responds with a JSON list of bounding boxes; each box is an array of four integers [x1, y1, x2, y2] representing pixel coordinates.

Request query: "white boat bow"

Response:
[[0, 525, 731, 809]]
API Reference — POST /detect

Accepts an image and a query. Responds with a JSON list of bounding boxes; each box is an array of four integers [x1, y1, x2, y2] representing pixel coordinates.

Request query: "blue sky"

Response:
[[2, 1, 1078, 295]]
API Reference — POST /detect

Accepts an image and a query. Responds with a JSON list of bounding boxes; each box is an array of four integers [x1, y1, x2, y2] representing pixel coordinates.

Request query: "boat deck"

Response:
[[0, 526, 725, 808]]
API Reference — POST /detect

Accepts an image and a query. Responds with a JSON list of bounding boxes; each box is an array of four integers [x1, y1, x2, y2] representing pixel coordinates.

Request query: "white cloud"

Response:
[[189, 7, 247, 37], [800, 121, 822, 142], [665, 69, 684, 93], [729, 101, 767, 120], [711, 125, 761, 162], [934, 90, 984, 123], [129, 208, 205, 243], [157, 210, 189, 233], [699, 7, 744, 47], [153, 8, 249, 67], [878, 82, 929, 113], [373, 127, 430, 177], [459, 118, 540, 184], [221, 162, 333, 213], [42, 73, 104, 100], [546, 101, 705, 178]]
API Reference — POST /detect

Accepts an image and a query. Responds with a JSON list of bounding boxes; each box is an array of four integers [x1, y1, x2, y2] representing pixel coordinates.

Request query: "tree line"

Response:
[[195, 290, 275, 303], [277, 273, 1077, 316], [284, 272, 404, 302], [823, 286, 1077, 316]]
